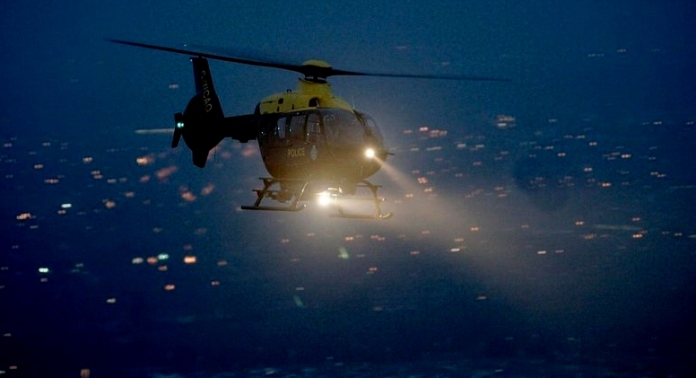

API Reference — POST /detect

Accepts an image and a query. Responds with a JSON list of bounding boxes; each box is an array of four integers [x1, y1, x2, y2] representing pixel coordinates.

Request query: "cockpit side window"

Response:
[[307, 113, 321, 134], [276, 117, 287, 139], [289, 114, 306, 141], [307, 113, 322, 142]]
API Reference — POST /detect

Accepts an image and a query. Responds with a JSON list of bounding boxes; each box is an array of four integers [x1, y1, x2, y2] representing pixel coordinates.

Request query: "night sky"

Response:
[[2, 1, 696, 376]]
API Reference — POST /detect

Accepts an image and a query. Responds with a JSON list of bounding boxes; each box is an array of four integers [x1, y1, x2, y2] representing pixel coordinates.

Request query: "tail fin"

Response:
[[191, 57, 223, 119], [173, 57, 225, 168]]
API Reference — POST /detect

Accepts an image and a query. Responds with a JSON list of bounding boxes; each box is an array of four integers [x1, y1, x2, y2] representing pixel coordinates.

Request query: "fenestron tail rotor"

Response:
[[106, 39, 510, 82]]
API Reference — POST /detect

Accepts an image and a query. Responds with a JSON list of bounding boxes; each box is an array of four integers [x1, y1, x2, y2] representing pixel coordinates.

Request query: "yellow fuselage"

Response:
[[254, 77, 387, 183]]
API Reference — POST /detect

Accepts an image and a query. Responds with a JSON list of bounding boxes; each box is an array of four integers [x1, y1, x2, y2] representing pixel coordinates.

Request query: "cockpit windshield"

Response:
[[321, 109, 366, 147], [261, 108, 384, 151], [356, 111, 384, 144]]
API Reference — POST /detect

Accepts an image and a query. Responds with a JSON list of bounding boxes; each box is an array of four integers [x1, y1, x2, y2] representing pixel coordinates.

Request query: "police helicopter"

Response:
[[108, 39, 507, 219]]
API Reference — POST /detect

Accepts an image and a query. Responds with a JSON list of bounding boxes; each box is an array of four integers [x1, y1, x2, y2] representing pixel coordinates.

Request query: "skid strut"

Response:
[[331, 180, 393, 220], [241, 178, 308, 212]]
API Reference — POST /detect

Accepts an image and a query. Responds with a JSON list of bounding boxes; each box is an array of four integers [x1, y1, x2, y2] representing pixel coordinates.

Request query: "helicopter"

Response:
[[108, 39, 507, 219]]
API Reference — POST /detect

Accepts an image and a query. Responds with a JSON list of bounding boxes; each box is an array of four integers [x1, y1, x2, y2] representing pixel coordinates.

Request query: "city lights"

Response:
[[2, 79, 693, 374]]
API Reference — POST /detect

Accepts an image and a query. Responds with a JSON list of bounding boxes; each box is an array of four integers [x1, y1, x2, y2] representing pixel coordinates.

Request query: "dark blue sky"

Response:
[[2, 1, 694, 141]]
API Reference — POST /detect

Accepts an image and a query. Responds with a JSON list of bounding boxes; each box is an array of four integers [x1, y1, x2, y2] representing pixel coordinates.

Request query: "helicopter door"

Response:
[[256, 115, 289, 177], [286, 112, 326, 167], [288, 114, 305, 142], [285, 114, 309, 166]]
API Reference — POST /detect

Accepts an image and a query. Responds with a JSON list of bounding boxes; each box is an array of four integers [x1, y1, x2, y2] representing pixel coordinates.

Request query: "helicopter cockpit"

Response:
[[321, 110, 364, 146], [260, 108, 385, 157], [322, 110, 384, 151]]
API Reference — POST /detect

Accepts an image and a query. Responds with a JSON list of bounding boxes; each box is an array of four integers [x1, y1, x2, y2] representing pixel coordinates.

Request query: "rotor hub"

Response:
[[301, 60, 333, 81]]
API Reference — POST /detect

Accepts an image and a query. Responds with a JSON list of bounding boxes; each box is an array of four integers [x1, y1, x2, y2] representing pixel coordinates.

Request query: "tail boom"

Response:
[[172, 57, 258, 167]]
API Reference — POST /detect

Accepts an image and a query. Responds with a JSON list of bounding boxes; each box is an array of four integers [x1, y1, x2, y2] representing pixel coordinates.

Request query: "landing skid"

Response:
[[241, 177, 392, 219]]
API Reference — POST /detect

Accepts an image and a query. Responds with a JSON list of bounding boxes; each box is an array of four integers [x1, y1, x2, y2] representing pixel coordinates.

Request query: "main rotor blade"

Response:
[[178, 42, 510, 82], [328, 69, 510, 82], [107, 39, 308, 74], [107, 39, 510, 82]]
